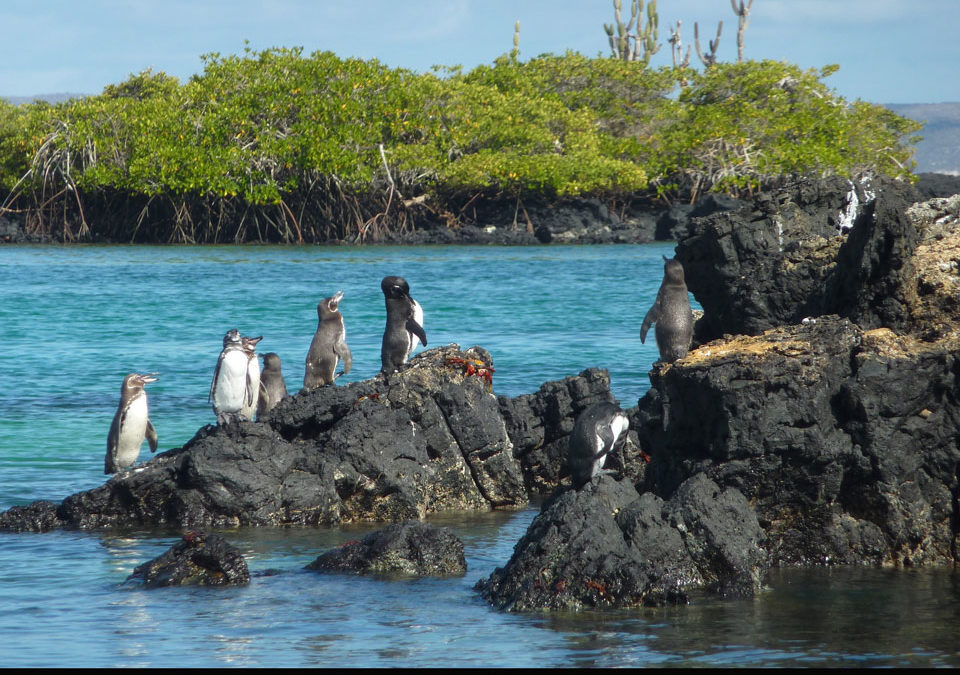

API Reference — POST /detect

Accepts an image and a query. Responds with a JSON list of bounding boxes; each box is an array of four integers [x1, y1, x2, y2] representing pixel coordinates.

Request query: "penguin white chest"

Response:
[[116, 396, 149, 466], [214, 350, 250, 413], [592, 413, 629, 476], [408, 300, 424, 356], [239, 355, 261, 420]]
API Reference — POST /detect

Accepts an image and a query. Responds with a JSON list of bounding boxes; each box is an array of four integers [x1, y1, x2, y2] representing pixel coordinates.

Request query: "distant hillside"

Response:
[[886, 102, 960, 175]]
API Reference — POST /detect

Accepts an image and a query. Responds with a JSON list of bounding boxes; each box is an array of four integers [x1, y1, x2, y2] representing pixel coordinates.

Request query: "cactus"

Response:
[[511, 20, 520, 62], [668, 19, 691, 70], [730, 0, 755, 62], [694, 21, 723, 68], [603, 0, 661, 67]]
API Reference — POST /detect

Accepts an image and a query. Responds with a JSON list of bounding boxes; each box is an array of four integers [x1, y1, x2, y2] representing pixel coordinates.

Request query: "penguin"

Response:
[[567, 401, 630, 489], [641, 256, 694, 363], [210, 329, 255, 425], [257, 352, 288, 419], [105, 372, 159, 474], [239, 335, 263, 421], [380, 275, 427, 373], [304, 290, 353, 389]]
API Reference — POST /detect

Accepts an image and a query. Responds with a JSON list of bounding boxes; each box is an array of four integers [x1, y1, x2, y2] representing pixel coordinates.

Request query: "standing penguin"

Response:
[[257, 352, 288, 419], [304, 291, 353, 389], [380, 275, 427, 373], [210, 329, 255, 425], [567, 401, 630, 489], [641, 256, 694, 363], [239, 335, 263, 421], [105, 373, 159, 474]]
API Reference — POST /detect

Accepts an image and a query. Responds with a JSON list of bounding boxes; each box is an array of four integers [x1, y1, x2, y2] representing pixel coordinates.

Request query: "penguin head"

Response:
[[318, 290, 344, 319], [663, 256, 686, 284], [261, 352, 282, 371], [123, 372, 158, 394], [381, 276, 411, 301], [222, 329, 242, 347], [241, 335, 263, 353]]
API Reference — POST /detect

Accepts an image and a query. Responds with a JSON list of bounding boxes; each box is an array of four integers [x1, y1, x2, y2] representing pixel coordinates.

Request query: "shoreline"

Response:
[[4, 173, 958, 246]]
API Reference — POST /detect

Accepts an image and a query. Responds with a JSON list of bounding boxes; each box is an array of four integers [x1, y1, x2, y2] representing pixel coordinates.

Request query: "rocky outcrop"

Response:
[[306, 521, 466, 577], [476, 176, 960, 611], [634, 179, 960, 568], [0, 346, 613, 532], [384, 195, 741, 245], [498, 368, 645, 494], [677, 175, 924, 341], [632, 315, 960, 567], [127, 532, 250, 587], [914, 172, 960, 200], [477, 474, 765, 611]]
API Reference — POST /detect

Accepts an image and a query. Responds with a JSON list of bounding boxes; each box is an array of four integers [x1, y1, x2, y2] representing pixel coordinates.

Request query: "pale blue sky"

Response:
[[2, 0, 957, 104]]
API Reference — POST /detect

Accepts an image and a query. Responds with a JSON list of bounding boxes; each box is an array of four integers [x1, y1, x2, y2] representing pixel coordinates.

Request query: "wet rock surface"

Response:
[[476, 474, 765, 611], [127, 532, 250, 588], [306, 521, 466, 577], [0, 346, 610, 531]]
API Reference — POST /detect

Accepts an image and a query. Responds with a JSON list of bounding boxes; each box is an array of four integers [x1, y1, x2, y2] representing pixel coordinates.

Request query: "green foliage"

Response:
[[102, 69, 181, 100], [656, 60, 921, 197], [0, 47, 922, 240]]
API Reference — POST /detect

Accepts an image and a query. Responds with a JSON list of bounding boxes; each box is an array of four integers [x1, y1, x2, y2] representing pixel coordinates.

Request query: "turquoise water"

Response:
[[1, 244, 958, 667]]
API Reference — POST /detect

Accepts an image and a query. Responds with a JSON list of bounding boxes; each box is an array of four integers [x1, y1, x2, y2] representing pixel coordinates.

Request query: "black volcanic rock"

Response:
[[633, 315, 960, 567], [0, 346, 615, 532], [476, 473, 765, 611], [497, 367, 638, 494], [914, 172, 960, 200], [676, 174, 922, 341], [477, 176, 960, 612], [128, 532, 250, 588], [306, 521, 466, 577]]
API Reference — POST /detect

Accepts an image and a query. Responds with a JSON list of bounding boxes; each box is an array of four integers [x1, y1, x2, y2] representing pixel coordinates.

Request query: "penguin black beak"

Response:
[[140, 373, 159, 385]]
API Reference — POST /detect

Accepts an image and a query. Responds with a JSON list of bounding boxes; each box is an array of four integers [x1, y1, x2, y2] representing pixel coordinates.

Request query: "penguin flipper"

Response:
[[146, 418, 159, 453], [335, 339, 353, 376], [209, 356, 223, 403], [406, 318, 428, 347], [105, 415, 120, 474], [245, 370, 257, 407], [640, 297, 660, 344]]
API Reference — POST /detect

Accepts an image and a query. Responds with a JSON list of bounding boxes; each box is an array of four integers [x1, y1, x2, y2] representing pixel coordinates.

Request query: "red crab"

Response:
[[446, 356, 495, 389]]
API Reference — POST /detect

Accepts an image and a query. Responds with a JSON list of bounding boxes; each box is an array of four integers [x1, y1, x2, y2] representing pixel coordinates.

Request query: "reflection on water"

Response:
[[535, 566, 960, 667]]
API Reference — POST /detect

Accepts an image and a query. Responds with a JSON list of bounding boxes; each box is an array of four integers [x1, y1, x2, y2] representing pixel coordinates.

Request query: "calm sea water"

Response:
[[1, 243, 957, 668]]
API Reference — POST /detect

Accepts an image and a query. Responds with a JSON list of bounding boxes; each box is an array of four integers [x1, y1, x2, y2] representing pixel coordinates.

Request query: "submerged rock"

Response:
[[127, 532, 250, 588], [306, 521, 466, 577]]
